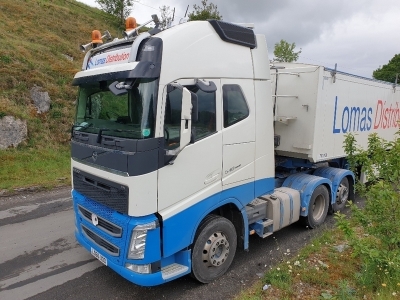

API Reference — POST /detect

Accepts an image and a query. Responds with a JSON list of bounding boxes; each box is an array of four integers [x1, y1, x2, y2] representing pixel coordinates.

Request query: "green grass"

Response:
[[0, 146, 70, 191], [0, 1, 154, 191], [0, 0, 125, 190], [236, 227, 400, 300]]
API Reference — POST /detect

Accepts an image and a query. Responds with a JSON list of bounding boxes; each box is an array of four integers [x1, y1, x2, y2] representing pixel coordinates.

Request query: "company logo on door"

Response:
[[332, 96, 400, 134]]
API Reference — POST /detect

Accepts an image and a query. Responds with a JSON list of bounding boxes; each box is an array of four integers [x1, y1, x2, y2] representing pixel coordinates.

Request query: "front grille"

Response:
[[78, 205, 122, 237], [81, 225, 120, 256], [73, 169, 129, 214]]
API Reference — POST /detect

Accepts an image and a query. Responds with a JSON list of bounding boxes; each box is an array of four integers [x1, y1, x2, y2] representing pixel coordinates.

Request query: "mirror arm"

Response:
[[195, 79, 217, 93]]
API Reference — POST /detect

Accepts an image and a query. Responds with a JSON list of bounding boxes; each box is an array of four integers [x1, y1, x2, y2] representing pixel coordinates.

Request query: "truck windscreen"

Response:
[[74, 78, 158, 139]]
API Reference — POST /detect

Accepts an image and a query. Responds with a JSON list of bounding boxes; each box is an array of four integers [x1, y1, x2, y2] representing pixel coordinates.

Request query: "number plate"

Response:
[[91, 248, 107, 266]]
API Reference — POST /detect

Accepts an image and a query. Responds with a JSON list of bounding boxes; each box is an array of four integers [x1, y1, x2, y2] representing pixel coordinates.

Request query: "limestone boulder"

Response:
[[30, 86, 51, 113], [0, 116, 28, 149]]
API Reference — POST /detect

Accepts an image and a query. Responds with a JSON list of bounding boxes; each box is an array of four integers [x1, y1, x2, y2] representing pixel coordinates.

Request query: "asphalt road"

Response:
[[0, 187, 354, 300]]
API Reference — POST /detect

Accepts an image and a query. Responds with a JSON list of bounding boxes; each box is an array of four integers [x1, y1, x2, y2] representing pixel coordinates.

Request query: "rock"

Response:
[[30, 85, 51, 113], [62, 54, 73, 61], [262, 284, 271, 291], [318, 260, 329, 268], [333, 244, 349, 253], [0, 116, 28, 149]]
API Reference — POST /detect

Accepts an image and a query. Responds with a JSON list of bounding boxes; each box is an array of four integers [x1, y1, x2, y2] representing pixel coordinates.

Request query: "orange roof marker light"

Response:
[[124, 14, 160, 39], [91, 30, 103, 45], [126, 17, 137, 31], [80, 30, 112, 52]]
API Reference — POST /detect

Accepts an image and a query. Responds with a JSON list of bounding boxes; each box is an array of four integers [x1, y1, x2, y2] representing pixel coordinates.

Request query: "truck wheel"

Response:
[[191, 214, 237, 283], [332, 177, 349, 212], [304, 185, 329, 228]]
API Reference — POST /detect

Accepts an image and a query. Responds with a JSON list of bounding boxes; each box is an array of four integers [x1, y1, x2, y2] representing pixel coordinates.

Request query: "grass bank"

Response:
[[0, 0, 121, 191], [0, 145, 70, 191]]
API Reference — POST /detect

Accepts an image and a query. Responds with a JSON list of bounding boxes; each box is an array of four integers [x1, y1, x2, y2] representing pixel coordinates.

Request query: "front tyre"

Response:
[[304, 185, 329, 229], [191, 214, 237, 283]]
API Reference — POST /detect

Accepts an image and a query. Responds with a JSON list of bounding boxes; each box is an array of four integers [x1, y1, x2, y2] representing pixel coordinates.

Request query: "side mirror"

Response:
[[164, 84, 194, 162], [180, 88, 192, 150], [109, 81, 132, 96]]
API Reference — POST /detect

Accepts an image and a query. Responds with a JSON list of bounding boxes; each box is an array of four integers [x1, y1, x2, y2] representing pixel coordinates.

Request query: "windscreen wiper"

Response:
[[71, 123, 93, 139]]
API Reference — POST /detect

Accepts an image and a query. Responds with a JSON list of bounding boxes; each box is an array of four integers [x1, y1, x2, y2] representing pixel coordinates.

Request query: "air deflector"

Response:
[[208, 20, 256, 49]]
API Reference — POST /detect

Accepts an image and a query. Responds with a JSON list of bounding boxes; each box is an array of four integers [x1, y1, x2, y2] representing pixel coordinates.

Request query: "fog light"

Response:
[[126, 263, 151, 274]]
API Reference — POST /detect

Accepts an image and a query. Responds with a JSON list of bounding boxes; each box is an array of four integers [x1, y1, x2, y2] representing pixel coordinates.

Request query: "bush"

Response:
[[336, 132, 400, 291]]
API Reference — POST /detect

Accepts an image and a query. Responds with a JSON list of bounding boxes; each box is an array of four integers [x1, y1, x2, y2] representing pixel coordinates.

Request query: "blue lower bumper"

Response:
[[76, 230, 167, 286], [75, 230, 191, 286]]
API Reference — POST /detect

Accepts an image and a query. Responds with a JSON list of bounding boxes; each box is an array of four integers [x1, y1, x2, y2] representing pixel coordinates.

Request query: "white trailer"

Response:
[[272, 63, 399, 162], [70, 17, 400, 286]]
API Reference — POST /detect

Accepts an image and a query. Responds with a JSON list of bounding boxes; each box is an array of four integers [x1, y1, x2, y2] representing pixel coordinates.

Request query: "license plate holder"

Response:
[[91, 248, 107, 266]]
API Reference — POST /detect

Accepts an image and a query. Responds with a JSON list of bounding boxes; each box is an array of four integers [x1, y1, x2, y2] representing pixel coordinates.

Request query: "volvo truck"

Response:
[[70, 16, 400, 286]]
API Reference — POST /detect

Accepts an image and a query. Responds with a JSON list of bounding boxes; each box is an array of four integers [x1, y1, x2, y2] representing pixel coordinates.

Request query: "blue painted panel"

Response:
[[255, 177, 275, 198], [72, 190, 160, 266], [162, 178, 274, 257], [313, 167, 354, 204], [75, 230, 191, 286], [282, 174, 332, 217]]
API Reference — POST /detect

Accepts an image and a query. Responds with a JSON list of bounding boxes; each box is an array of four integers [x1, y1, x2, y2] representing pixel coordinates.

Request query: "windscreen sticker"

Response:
[[142, 129, 151, 137]]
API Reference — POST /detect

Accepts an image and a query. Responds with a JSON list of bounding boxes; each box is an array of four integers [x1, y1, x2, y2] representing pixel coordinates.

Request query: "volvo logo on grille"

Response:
[[91, 213, 99, 226], [92, 151, 98, 162]]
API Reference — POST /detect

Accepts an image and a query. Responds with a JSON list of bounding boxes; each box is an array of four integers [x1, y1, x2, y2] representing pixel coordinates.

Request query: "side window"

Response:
[[164, 87, 182, 149], [223, 84, 249, 128], [188, 88, 216, 141]]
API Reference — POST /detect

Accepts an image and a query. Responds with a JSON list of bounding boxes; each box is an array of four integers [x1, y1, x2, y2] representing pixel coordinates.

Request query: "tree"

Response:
[[273, 40, 301, 63], [188, 0, 222, 21], [159, 5, 173, 30], [95, 0, 133, 26], [373, 54, 400, 83]]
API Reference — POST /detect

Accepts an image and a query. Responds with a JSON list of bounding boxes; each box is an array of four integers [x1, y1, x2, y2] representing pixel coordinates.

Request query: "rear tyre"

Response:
[[304, 185, 329, 229], [191, 214, 237, 283], [332, 177, 349, 212]]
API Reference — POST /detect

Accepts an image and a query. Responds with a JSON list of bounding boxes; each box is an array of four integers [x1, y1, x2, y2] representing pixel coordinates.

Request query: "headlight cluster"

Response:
[[127, 221, 157, 259]]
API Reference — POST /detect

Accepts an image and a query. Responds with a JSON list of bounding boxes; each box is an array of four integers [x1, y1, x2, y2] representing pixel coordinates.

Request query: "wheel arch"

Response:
[[282, 173, 332, 217], [190, 198, 249, 251], [313, 167, 355, 204]]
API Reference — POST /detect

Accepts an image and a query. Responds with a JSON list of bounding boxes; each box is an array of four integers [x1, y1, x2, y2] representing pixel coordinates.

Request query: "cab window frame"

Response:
[[222, 84, 249, 128]]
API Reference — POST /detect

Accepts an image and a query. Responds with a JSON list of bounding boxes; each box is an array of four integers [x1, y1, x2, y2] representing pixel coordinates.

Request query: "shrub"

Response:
[[336, 132, 400, 291]]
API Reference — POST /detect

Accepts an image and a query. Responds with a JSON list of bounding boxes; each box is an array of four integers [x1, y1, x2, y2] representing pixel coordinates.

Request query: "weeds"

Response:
[[337, 133, 400, 293], [237, 136, 400, 300]]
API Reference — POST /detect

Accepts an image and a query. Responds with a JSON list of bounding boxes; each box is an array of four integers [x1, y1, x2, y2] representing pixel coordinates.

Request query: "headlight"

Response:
[[128, 221, 157, 259]]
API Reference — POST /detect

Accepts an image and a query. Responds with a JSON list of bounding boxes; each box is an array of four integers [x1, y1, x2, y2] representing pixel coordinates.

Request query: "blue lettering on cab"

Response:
[[95, 57, 107, 66], [332, 96, 373, 134]]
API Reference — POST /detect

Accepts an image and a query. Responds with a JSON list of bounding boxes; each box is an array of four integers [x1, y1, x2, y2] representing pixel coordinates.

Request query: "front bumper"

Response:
[[72, 189, 191, 286]]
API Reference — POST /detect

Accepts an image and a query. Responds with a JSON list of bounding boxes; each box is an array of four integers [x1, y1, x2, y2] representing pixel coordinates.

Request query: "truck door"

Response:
[[221, 79, 256, 205], [157, 79, 223, 214]]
